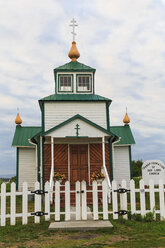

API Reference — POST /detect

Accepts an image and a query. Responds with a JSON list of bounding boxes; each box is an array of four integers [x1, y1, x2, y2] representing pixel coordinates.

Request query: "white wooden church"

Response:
[[12, 21, 135, 191]]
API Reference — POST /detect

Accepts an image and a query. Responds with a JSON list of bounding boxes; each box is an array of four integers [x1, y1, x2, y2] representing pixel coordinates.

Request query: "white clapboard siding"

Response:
[[44, 102, 107, 131], [113, 146, 130, 188], [18, 148, 37, 191]]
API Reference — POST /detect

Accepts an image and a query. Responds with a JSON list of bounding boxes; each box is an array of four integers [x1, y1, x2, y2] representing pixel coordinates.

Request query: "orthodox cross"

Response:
[[75, 124, 80, 137], [69, 18, 78, 41]]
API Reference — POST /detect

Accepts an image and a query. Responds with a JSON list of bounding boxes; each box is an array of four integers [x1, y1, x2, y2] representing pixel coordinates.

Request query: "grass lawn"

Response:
[[0, 218, 165, 248]]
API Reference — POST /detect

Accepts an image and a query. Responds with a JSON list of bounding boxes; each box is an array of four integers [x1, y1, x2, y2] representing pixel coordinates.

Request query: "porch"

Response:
[[43, 137, 112, 187]]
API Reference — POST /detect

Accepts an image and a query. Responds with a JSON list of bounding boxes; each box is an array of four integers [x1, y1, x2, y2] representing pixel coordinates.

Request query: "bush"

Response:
[[132, 160, 143, 177]]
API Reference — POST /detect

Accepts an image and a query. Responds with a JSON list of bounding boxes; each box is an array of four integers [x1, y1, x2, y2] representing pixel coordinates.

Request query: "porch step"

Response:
[[49, 220, 113, 231]]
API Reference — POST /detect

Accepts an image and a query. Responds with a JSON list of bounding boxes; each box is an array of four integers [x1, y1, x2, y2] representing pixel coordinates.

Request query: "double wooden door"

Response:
[[70, 145, 88, 185]]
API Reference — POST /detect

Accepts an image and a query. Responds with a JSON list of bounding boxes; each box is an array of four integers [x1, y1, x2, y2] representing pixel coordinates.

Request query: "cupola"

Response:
[[123, 108, 130, 125]]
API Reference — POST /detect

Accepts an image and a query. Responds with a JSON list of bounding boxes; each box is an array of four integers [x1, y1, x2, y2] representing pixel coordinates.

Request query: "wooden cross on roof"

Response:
[[69, 18, 78, 42]]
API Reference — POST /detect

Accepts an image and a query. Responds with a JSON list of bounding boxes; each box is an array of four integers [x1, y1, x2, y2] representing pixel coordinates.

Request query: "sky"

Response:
[[0, 0, 165, 176]]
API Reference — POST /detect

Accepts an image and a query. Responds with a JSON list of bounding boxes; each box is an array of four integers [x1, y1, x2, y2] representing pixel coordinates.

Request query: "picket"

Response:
[[0, 179, 165, 227], [140, 179, 146, 217], [10, 182, 16, 225], [130, 179, 136, 215], [1, 183, 6, 226], [55, 181, 60, 221], [121, 180, 128, 220], [149, 180, 156, 219], [81, 181, 87, 220], [45, 181, 50, 221], [93, 180, 98, 220], [65, 181, 70, 221], [102, 179, 108, 220], [112, 180, 118, 219], [22, 182, 28, 225], [34, 181, 41, 224], [76, 181, 81, 220], [159, 179, 165, 220]]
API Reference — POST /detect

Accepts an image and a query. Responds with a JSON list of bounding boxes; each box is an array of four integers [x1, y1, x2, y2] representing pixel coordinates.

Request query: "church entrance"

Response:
[[70, 144, 88, 185]]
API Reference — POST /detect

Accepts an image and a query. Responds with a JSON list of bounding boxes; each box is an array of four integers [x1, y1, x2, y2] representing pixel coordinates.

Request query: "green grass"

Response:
[[0, 218, 165, 247]]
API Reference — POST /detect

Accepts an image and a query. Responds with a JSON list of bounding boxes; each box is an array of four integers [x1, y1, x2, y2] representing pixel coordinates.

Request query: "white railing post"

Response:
[[65, 181, 70, 221], [55, 181, 60, 221], [50, 137, 54, 202], [22, 182, 28, 225], [159, 179, 165, 220], [102, 179, 108, 220], [81, 181, 87, 220], [76, 181, 81, 220], [140, 179, 146, 217], [149, 179, 156, 219], [130, 179, 136, 215], [93, 180, 98, 220], [10, 182, 16, 225], [112, 180, 118, 219], [45, 181, 50, 221], [1, 183, 6, 226], [34, 181, 41, 223]]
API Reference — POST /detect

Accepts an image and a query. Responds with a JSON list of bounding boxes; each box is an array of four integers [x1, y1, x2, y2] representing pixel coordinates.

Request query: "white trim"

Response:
[[68, 144, 70, 181], [50, 137, 54, 200], [88, 143, 90, 185]]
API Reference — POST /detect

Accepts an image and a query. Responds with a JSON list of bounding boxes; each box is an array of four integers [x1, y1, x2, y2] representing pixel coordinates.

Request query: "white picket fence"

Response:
[[0, 179, 165, 226]]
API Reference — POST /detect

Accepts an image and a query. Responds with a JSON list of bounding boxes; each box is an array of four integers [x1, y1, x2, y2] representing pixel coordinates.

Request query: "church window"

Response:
[[77, 75, 91, 92], [59, 75, 72, 92]]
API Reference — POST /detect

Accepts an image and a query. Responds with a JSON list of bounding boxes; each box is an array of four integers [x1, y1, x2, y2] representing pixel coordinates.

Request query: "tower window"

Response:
[[59, 75, 72, 92], [77, 75, 91, 92]]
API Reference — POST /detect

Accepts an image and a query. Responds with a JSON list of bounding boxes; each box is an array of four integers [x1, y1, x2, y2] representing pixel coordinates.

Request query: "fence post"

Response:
[[55, 181, 60, 221], [34, 182, 41, 223], [65, 181, 70, 221], [149, 179, 156, 219], [81, 181, 87, 220], [22, 182, 28, 225], [120, 180, 128, 219], [112, 180, 118, 219], [102, 179, 108, 220], [10, 182, 16, 225], [159, 179, 165, 220], [93, 180, 98, 220], [140, 179, 146, 217], [76, 181, 81, 220], [130, 179, 136, 215], [1, 183, 6, 226], [45, 181, 50, 221]]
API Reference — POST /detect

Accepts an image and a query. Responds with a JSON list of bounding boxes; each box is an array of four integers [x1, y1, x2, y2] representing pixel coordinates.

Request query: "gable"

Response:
[[44, 114, 118, 139]]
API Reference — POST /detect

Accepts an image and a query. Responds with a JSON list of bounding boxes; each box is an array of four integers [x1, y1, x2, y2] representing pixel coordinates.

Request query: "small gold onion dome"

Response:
[[68, 41, 80, 61], [123, 112, 130, 125], [15, 113, 22, 125]]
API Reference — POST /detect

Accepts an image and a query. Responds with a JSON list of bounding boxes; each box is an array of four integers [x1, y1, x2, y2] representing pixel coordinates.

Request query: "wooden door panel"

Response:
[[70, 145, 88, 185]]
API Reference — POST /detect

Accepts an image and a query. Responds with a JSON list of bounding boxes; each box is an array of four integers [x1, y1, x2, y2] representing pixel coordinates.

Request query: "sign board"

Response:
[[142, 160, 165, 185]]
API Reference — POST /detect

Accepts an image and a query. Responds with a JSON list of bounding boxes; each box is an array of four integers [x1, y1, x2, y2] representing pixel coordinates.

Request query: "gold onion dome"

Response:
[[15, 113, 22, 125], [68, 41, 80, 61], [123, 112, 130, 125]]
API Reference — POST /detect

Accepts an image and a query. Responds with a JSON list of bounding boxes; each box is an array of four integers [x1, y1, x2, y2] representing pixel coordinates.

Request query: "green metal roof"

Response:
[[12, 126, 42, 147], [39, 94, 112, 103], [110, 125, 135, 145], [54, 61, 95, 72]]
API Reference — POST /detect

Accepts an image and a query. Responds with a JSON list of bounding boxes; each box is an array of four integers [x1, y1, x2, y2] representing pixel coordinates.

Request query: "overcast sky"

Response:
[[0, 0, 165, 176]]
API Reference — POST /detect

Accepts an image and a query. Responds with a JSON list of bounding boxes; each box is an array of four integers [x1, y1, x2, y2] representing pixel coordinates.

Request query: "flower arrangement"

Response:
[[54, 172, 66, 182], [91, 171, 105, 182]]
